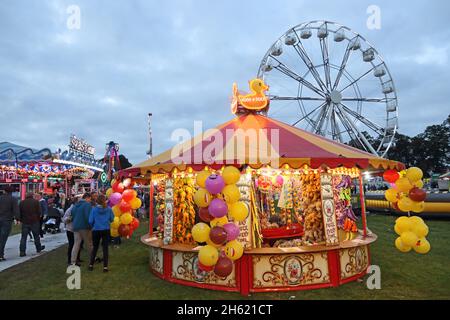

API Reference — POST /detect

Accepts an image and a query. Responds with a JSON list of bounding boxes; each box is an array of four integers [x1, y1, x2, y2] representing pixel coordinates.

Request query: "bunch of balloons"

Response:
[[106, 178, 141, 239], [394, 216, 431, 254], [192, 166, 248, 277], [383, 167, 426, 213]]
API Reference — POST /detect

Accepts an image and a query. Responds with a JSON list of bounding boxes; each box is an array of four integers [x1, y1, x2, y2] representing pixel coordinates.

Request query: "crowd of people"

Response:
[[0, 186, 144, 272]]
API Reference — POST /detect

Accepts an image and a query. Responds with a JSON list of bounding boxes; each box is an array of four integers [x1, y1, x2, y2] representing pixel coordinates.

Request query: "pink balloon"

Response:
[[223, 222, 240, 241], [276, 175, 284, 185], [109, 192, 122, 206], [208, 198, 228, 218], [205, 174, 225, 195]]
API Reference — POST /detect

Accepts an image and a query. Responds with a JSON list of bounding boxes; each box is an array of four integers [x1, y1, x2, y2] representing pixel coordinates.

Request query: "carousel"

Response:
[[121, 79, 403, 295]]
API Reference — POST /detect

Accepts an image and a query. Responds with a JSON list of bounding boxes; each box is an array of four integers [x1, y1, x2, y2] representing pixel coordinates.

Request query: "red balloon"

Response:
[[130, 217, 140, 231], [383, 170, 399, 183], [213, 256, 233, 277], [198, 260, 214, 272], [209, 226, 228, 245], [118, 224, 131, 237], [199, 207, 214, 223], [112, 181, 125, 193], [391, 202, 399, 211], [122, 178, 132, 188], [122, 189, 135, 202], [409, 187, 426, 202], [119, 200, 132, 213]]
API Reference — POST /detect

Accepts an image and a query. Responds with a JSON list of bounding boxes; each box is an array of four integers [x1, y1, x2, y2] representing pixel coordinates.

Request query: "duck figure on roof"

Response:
[[231, 78, 270, 115]]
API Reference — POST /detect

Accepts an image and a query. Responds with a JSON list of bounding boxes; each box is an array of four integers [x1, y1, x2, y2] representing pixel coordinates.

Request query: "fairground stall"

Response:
[[120, 81, 403, 295]]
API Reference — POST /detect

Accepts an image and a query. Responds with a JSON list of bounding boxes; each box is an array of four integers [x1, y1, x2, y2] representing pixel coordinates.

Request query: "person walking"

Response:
[[37, 193, 48, 238], [70, 193, 93, 266], [0, 187, 20, 261], [62, 196, 81, 265], [18, 193, 45, 256], [88, 194, 114, 272]]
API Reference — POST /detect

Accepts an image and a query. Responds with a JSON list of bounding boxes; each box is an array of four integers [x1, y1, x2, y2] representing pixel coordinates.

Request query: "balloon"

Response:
[[198, 260, 214, 272], [118, 224, 131, 237], [205, 174, 225, 195], [209, 226, 228, 245], [385, 188, 399, 202], [224, 240, 244, 261], [214, 256, 233, 277], [206, 236, 222, 248], [409, 187, 426, 202], [112, 181, 125, 193], [199, 207, 214, 223], [120, 213, 133, 225], [411, 201, 425, 213], [222, 166, 241, 185], [395, 216, 412, 233], [122, 189, 136, 202], [112, 205, 122, 217], [106, 188, 113, 198], [208, 198, 228, 218], [414, 237, 430, 254], [383, 169, 400, 183], [122, 178, 132, 188], [221, 184, 241, 204], [223, 222, 240, 241], [400, 231, 418, 247], [110, 228, 119, 237], [110, 179, 116, 187], [109, 192, 122, 206], [210, 216, 228, 228], [196, 170, 210, 188], [192, 223, 211, 243], [414, 180, 424, 188], [395, 237, 412, 253], [119, 200, 132, 213], [397, 197, 414, 212], [129, 217, 140, 230], [229, 201, 248, 222], [130, 197, 142, 210], [394, 223, 402, 236], [198, 245, 219, 267], [276, 175, 284, 186], [194, 188, 211, 208], [111, 217, 120, 229], [411, 220, 429, 238], [395, 177, 413, 193], [405, 167, 423, 183]]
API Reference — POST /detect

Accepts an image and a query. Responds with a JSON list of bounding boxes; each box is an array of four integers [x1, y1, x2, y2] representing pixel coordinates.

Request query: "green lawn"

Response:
[[0, 215, 449, 300]]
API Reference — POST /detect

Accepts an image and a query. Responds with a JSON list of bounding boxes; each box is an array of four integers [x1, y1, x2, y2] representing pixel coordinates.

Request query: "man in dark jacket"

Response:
[[19, 193, 45, 256], [36, 193, 48, 237], [0, 186, 19, 261]]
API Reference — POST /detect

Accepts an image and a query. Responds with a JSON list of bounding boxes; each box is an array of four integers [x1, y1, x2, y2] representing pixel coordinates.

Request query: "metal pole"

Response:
[[149, 181, 154, 236], [147, 113, 153, 159], [358, 172, 367, 238]]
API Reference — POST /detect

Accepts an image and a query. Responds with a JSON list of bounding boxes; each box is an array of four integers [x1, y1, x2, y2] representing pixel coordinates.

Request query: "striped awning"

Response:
[[125, 114, 404, 175]]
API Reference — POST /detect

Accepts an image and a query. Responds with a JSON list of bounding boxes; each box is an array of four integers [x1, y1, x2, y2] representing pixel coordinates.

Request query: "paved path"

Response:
[[0, 226, 67, 272]]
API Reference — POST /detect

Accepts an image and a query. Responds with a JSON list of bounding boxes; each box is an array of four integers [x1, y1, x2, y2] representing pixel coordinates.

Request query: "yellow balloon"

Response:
[[120, 213, 133, 225], [396, 177, 413, 193], [405, 167, 423, 183], [222, 184, 241, 204], [210, 216, 228, 227], [395, 216, 412, 233], [397, 197, 414, 212], [224, 240, 244, 261], [111, 217, 120, 229], [394, 224, 402, 236], [229, 201, 248, 222], [196, 171, 210, 189], [395, 237, 412, 253], [400, 231, 418, 247], [410, 217, 428, 238], [198, 245, 219, 266], [130, 197, 142, 210], [112, 205, 122, 217], [110, 228, 119, 237], [385, 188, 398, 202], [192, 223, 211, 243], [222, 166, 241, 185], [110, 179, 116, 187], [194, 188, 211, 208], [414, 180, 424, 188], [413, 237, 431, 254], [106, 188, 113, 198], [411, 201, 425, 213]]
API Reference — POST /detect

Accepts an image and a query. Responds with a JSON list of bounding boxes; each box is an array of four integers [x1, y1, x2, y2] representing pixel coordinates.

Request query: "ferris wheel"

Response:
[[257, 21, 398, 157]]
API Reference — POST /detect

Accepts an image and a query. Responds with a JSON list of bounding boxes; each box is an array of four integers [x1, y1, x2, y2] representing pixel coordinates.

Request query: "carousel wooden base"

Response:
[[141, 233, 377, 296]]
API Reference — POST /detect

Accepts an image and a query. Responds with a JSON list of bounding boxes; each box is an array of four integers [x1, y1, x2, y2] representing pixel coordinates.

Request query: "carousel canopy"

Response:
[[127, 114, 404, 175], [0, 142, 52, 162]]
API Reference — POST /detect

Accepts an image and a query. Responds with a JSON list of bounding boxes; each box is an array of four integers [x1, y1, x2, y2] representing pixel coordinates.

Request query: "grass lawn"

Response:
[[10, 223, 22, 236], [0, 214, 449, 300]]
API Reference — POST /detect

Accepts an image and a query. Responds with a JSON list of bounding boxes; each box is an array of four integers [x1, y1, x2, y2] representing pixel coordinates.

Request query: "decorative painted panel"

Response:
[[149, 246, 163, 275], [252, 252, 330, 288], [339, 245, 369, 279]]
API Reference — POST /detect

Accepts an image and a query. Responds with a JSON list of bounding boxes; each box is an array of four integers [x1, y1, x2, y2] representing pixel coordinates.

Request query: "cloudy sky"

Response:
[[1, 0, 449, 164]]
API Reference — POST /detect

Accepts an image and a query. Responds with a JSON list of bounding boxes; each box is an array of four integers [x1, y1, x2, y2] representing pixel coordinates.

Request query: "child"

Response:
[[88, 194, 114, 272]]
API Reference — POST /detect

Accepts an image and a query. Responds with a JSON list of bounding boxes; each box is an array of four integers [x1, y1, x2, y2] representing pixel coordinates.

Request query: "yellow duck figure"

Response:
[[231, 78, 269, 113]]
